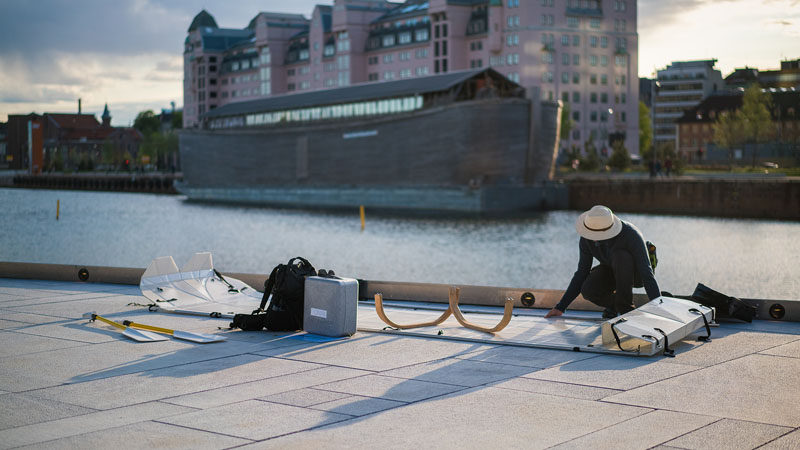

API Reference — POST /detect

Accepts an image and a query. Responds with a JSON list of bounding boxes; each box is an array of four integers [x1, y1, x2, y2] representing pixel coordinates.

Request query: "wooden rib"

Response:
[[448, 286, 514, 333], [374, 293, 453, 329]]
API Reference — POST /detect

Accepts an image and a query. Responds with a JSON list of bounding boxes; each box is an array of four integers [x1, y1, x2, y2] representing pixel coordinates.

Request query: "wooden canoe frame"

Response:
[[373, 286, 514, 334]]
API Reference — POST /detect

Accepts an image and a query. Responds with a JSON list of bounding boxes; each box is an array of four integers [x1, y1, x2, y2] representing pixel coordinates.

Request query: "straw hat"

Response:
[[575, 205, 622, 241]]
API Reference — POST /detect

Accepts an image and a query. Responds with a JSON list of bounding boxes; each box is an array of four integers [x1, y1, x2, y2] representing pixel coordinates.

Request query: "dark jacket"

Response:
[[555, 221, 660, 311]]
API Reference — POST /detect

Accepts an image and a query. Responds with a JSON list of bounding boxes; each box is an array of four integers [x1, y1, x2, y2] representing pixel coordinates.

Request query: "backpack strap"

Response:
[[257, 265, 281, 313], [288, 256, 315, 273]]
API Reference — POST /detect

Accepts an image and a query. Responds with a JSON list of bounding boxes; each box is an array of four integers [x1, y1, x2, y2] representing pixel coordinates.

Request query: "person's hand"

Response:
[[544, 308, 563, 318]]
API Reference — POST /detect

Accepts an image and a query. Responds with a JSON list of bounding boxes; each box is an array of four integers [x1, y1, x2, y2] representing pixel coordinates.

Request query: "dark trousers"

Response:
[[580, 249, 641, 314]]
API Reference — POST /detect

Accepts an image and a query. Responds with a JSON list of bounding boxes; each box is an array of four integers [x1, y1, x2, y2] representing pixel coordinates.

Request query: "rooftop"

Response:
[[1, 274, 800, 447]]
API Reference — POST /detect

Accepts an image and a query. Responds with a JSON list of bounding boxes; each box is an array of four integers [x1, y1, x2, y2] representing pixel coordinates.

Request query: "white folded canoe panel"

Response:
[[139, 252, 262, 316], [601, 296, 713, 356]]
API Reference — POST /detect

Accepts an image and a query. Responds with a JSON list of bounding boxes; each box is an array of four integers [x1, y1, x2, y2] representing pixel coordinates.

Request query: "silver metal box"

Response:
[[303, 276, 358, 337]]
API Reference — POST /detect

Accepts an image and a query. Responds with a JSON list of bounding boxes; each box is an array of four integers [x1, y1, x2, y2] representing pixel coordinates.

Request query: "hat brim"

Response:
[[575, 211, 622, 240]]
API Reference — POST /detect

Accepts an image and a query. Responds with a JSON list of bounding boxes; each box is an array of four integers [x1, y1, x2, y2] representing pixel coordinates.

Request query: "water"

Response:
[[1, 188, 798, 300]]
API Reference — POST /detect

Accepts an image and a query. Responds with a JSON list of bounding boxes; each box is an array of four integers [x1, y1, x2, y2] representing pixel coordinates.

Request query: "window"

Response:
[[506, 53, 518, 65], [562, 72, 569, 83], [601, 74, 608, 85], [562, 35, 570, 46], [573, 111, 580, 121], [287, 69, 295, 76], [399, 51, 411, 61], [415, 48, 428, 58], [621, 111, 627, 122], [590, 18, 601, 29], [601, 93, 608, 103], [288, 83, 295, 92], [509, 72, 519, 82], [600, 36, 608, 48], [590, 55, 597, 66], [300, 81, 310, 90], [442, 59, 448, 72], [542, 52, 554, 64], [434, 60, 439, 73], [443, 24, 448, 37], [442, 40, 448, 56], [542, 71, 554, 82], [383, 35, 395, 47], [621, 93, 627, 103], [573, 91, 580, 102], [434, 41, 439, 57], [567, 17, 579, 28], [590, 74, 597, 84], [562, 53, 570, 65], [591, 111, 597, 122], [383, 53, 393, 63], [541, 14, 553, 26], [562, 91, 570, 102], [507, 34, 519, 46], [298, 50, 309, 61], [399, 68, 412, 78], [591, 92, 597, 103], [573, 54, 579, 65], [615, 55, 627, 67], [573, 35, 580, 46], [415, 28, 429, 42], [338, 54, 349, 70], [600, 55, 608, 66], [399, 32, 412, 44], [338, 71, 349, 86], [415, 66, 429, 76], [590, 36, 598, 47], [572, 72, 580, 83], [337, 32, 350, 51], [323, 45, 335, 57]]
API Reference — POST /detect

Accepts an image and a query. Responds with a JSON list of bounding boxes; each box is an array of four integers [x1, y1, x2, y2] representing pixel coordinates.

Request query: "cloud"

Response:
[[638, 0, 740, 32]]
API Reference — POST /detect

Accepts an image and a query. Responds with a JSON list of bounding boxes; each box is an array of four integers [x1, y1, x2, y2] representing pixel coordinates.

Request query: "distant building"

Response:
[[0, 122, 7, 169], [725, 58, 800, 91], [675, 91, 800, 165], [184, 0, 641, 154], [638, 77, 653, 107], [5, 105, 143, 172], [652, 59, 724, 151]]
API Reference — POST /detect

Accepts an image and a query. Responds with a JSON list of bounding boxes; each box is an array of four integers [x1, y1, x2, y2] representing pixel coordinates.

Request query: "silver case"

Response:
[[303, 276, 358, 337]]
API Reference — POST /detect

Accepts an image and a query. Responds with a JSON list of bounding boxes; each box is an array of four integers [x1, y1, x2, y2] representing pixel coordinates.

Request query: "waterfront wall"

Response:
[[568, 178, 800, 220], [12, 173, 180, 193]]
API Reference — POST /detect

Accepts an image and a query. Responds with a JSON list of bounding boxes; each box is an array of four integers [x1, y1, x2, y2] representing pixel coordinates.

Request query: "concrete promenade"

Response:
[[2, 277, 800, 449]]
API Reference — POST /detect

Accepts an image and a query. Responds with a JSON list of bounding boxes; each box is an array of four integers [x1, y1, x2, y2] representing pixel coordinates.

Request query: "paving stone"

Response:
[[759, 429, 800, 449], [0, 401, 195, 449], [253, 333, 491, 371], [759, 339, 800, 358], [664, 330, 799, 367], [6, 294, 154, 317], [16, 420, 249, 450], [526, 355, 699, 390], [4, 321, 119, 344], [0, 330, 87, 359], [454, 345, 599, 368], [240, 386, 650, 449], [262, 388, 352, 408], [0, 393, 95, 430], [380, 357, 535, 387], [604, 354, 800, 427], [315, 374, 467, 402], [29, 355, 322, 410], [721, 320, 800, 335], [165, 365, 370, 409], [309, 395, 405, 416], [491, 377, 623, 401], [0, 337, 268, 392], [160, 399, 351, 441], [664, 418, 792, 449], [550, 410, 717, 449]]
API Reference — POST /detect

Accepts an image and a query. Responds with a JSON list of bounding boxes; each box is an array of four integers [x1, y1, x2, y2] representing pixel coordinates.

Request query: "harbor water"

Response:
[[1, 188, 798, 300]]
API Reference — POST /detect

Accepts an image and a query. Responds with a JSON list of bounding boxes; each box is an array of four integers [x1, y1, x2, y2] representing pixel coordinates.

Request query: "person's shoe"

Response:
[[602, 308, 618, 319]]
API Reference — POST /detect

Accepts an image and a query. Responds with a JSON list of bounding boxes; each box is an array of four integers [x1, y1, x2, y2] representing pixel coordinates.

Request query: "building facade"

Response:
[[652, 59, 723, 150], [676, 91, 800, 165], [725, 58, 800, 91], [184, 0, 639, 153]]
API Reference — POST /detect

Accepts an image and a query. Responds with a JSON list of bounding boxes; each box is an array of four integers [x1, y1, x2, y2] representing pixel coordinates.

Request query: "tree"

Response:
[[607, 141, 631, 171], [133, 110, 161, 136], [560, 103, 574, 141], [171, 111, 183, 130], [713, 110, 747, 167], [579, 139, 601, 171], [738, 84, 775, 167], [639, 101, 653, 162]]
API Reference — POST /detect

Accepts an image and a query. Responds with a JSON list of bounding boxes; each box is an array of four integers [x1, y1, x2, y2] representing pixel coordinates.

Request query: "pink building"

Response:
[[184, 0, 639, 153]]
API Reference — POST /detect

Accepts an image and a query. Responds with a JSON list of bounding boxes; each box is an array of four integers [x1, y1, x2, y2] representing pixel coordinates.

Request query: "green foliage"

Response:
[[139, 131, 179, 170], [102, 139, 116, 165], [639, 101, 653, 161], [133, 110, 161, 136], [607, 141, 631, 171], [560, 103, 574, 141], [562, 145, 581, 168], [171, 111, 183, 129], [739, 84, 775, 167], [579, 140, 601, 171]]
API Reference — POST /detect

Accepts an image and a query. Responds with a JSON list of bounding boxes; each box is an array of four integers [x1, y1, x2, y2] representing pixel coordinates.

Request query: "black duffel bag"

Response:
[[690, 283, 756, 322]]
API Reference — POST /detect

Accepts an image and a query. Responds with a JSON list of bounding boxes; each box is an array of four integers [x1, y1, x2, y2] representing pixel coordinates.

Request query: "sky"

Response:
[[0, 0, 798, 126]]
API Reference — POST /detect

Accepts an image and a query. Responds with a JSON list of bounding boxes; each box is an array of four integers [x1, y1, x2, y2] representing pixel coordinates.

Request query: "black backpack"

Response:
[[690, 283, 756, 323], [230, 257, 316, 331]]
